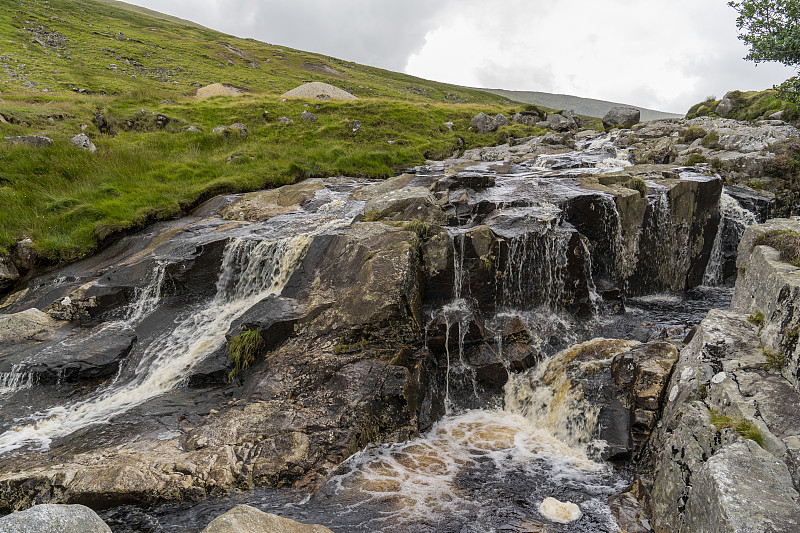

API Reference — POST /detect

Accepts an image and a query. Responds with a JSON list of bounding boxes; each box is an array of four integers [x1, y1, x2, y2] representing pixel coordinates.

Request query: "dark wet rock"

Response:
[[363, 186, 449, 225], [201, 504, 333, 533], [603, 107, 640, 129], [466, 341, 535, 387], [0, 323, 136, 383], [0, 257, 20, 291], [724, 185, 774, 223], [608, 491, 652, 533], [4, 135, 53, 148], [0, 504, 112, 533]]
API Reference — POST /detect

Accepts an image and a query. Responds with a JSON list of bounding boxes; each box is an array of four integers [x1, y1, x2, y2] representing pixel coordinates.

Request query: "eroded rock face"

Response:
[[645, 307, 800, 533], [0, 122, 768, 513]]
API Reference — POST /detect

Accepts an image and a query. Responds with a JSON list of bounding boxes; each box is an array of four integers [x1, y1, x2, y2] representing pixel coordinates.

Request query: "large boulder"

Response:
[[4, 136, 53, 148], [221, 179, 325, 221], [202, 505, 332, 533], [0, 504, 111, 533], [603, 107, 641, 130]]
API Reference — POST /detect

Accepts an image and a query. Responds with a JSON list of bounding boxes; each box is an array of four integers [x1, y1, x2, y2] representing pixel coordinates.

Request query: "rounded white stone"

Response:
[[539, 496, 582, 523]]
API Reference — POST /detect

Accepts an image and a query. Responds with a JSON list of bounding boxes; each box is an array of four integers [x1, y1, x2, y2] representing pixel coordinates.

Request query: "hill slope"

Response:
[[0, 0, 544, 269], [481, 88, 682, 120]]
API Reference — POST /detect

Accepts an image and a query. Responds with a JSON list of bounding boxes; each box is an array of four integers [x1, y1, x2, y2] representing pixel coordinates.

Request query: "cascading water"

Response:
[[0, 236, 310, 454], [703, 192, 759, 286]]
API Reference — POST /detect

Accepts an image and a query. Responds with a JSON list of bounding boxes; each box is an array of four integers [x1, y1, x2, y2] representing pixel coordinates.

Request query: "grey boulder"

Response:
[[69, 133, 96, 153], [4, 135, 53, 148], [602, 106, 640, 129], [0, 504, 111, 533]]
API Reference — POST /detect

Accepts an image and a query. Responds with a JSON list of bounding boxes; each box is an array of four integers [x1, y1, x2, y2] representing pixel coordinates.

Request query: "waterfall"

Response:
[[703, 192, 758, 286], [0, 235, 310, 454], [0, 365, 35, 397], [122, 261, 167, 326], [499, 222, 571, 312]]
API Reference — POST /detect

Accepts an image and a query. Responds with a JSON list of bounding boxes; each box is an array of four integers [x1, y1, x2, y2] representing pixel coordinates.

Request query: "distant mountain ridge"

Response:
[[480, 88, 683, 120]]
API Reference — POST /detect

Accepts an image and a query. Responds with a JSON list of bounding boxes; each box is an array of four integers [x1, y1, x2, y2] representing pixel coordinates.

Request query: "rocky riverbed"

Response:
[[0, 115, 796, 532]]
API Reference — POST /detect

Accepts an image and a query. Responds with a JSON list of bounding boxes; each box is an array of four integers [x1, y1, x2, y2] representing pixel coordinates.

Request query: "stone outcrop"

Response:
[[603, 106, 640, 129], [70, 133, 97, 152], [0, 504, 112, 533], [201, 505, 332, 533], [731, 218, 800, 392], [4, 135, 53, 148], [642, 220, 800, 532], [469, 112, 509, 134]]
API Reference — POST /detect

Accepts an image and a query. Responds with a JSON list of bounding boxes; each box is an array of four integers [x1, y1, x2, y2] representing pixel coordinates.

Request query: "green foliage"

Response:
[[729, 0, 800, 103], [361, 210, 383, 222], [228, 329, 265, 380], [680, 126, 708, 143], [701, 131, 722, 150], [401, 219, 430, 240], [626, 178, 648, 198], [755, 230, 800, 266], [710, 409, 765, 446], [748, 311, 765, 327], [764, 348, 788, 370], [685, 153, 708, 165], [0, 0, 541, 266], [746, 179, 764, 190]]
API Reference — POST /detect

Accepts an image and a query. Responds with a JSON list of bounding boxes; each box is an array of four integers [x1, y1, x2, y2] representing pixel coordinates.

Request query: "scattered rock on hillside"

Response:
[[196, 83, 249, 99], [716, 93, 736, 118], [186, 125, 202, 133], [70, 133, 96, 152], [603, 106, 640, 129], [281, 82, 357, 100], [470, 112, 510, 134], [0, 504, 111, 533], [544, 113, 578, 132], [212, 123, 247, 139], [300, 111, 317, 122], [513, 112, 542, 126], [278, 116, 294, 125], [4, 135, 53, 148], [444, 121, 454, 130], [201, 505, 332, 533]]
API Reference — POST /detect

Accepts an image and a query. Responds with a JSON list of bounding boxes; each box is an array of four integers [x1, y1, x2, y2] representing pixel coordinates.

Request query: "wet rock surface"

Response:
[[0, 503, 112, 533], [0, 117, 792, 530]]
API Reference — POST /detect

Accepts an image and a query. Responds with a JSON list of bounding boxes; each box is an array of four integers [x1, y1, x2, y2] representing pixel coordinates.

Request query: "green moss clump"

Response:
[[764, 348, 788, 370], [402, 219, 430, 240], [228, 329, 265, 381], [626, 178, 648, 198], [680, 126, 707, 143], [755, 231, 800, 267], [748, 311, 765, 327], [362, 210, 384, 222], [701, 131, 722, 150], [710, 409, 765, 447], [685, 153, 708, 165]]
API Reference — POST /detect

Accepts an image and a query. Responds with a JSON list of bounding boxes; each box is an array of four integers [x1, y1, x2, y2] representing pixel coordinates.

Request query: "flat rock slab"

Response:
[[0, 504, 111, 533], [202, 504, 332, 533]]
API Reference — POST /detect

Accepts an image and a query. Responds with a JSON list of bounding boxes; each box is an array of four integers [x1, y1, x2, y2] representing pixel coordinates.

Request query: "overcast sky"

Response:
[[126, 0, 796, 113]]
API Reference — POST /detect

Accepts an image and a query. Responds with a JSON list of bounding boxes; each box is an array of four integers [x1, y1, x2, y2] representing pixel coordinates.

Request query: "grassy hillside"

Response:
[[686, 90, 800, 122], [0, 0, 544, 266], [481, 88, 682, 121]]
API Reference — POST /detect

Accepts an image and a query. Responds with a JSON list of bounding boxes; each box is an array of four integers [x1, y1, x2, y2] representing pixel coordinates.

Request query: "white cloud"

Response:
[[126, 0, 797, 113]]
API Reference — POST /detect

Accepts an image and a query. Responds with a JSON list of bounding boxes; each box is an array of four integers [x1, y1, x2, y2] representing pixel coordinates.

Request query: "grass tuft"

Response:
[[228, 329, 265, 381]]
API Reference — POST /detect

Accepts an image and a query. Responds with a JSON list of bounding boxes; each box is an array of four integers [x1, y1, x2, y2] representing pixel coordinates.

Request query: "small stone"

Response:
[[300, 111, 317, 122], [278, 116, 293, 125], [539, 497, 582, 524], [70, 133, 97, 153]]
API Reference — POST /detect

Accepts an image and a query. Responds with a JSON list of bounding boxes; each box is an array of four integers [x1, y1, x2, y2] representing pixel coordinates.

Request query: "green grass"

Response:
[[228, 329, 265, 380], [686, 89, 800, 122], [748, 311, 765, 328], [0, 0, 548, 266], [755, 231, 800, 267], [709, 409, 765, 447]]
